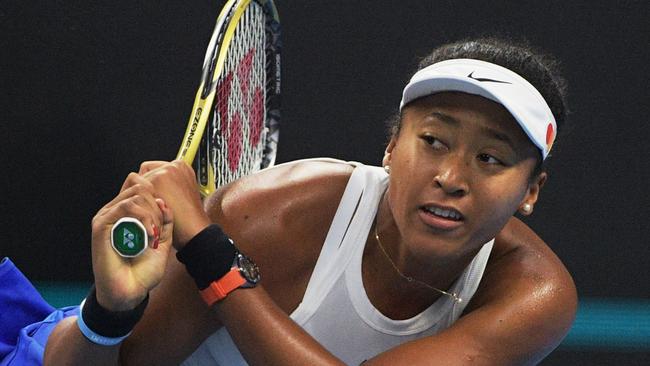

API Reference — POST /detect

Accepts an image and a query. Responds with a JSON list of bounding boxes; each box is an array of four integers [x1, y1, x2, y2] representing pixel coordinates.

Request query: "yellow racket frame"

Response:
[[176, 0, 253, 197]]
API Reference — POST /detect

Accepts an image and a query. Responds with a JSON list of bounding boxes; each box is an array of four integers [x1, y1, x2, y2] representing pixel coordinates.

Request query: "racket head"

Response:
[[181, 0, 281, 197]]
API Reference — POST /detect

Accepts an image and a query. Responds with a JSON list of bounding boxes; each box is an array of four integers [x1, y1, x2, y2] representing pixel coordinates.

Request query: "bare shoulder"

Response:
[[480, 217, 576, 307], [203, 158, 355, 250], [461, 217, 578, 363], [204, 158, 355, 232]]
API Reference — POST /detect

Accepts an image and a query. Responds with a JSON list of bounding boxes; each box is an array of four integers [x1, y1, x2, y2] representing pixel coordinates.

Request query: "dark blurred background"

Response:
[[2, 0, 649, 364]]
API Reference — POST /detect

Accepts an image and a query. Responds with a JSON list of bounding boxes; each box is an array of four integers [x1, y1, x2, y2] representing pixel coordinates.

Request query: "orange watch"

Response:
[[200, 252, 260, 306]]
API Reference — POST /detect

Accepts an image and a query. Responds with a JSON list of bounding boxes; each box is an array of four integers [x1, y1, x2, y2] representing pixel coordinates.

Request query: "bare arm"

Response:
[[44, 317, 121, 365]]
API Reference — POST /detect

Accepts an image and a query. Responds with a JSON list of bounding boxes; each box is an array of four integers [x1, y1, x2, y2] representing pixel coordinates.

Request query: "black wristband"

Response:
[[81, 286, 149, 338], [176, 224, 237, 290]]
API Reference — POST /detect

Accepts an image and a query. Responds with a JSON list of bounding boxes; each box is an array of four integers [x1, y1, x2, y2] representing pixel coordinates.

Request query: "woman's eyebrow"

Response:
[[480, 125, 516, 150], [429, 111, 517, 149], [427, 111, 459, 126], [425, 111, 517, 150]]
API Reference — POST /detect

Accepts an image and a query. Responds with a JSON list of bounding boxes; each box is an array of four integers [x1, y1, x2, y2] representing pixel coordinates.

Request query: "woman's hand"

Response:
[[137, 160, 212, 249], [90, 160, 209, 312], [91, 173, 174, 312]]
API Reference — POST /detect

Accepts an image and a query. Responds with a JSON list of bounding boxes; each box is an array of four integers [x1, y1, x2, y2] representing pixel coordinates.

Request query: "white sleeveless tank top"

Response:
[[183, 160, 494, 365]]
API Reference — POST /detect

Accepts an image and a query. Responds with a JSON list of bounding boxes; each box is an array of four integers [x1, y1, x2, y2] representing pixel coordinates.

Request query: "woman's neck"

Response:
[[361, 191, 475, 318]]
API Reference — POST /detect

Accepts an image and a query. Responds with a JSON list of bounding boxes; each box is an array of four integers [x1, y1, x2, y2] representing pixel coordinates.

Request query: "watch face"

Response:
[[237, 254, 261, 284]]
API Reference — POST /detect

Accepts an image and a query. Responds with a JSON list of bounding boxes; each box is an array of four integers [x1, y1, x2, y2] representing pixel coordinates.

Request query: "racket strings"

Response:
[[212, 2, 267, 187]]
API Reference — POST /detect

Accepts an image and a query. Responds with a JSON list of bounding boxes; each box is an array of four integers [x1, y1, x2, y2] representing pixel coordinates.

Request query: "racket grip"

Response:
[[111, 217, 148, 257]]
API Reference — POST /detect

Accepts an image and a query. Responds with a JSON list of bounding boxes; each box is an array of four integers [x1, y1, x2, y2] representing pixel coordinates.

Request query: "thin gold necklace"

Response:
[[373, 224, 462, 303]]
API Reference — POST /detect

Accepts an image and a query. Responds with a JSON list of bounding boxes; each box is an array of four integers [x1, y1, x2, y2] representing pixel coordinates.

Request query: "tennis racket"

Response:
[[113, 0, 280, 258], [177, 0, 281, 197]]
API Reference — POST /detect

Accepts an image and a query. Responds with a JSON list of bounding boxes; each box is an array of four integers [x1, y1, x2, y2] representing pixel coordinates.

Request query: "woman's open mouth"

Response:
[[418, 204, 464, 230]]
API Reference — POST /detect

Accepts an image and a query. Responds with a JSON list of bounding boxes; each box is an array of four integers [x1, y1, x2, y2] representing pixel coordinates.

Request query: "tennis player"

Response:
[[44, 37, 577, 365]]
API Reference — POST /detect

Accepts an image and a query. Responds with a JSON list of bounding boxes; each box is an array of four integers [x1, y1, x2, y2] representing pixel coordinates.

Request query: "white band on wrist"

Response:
[[77, 299, 132, 346]]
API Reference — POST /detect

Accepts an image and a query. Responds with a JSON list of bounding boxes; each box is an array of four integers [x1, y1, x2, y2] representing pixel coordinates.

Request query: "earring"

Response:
[[383, 165, 390, 174], [522, 203, 532, 214]]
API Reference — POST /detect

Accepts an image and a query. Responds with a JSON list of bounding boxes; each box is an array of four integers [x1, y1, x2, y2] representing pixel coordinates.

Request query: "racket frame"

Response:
[[176, 0, 281, 197]]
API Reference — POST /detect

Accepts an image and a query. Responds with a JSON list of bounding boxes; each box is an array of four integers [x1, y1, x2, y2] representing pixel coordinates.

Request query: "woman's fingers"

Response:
[[139, 160, 169, 175], [102, 174, 159, 218], [153, 198, 174, 251], [93, 194, 162, 253]]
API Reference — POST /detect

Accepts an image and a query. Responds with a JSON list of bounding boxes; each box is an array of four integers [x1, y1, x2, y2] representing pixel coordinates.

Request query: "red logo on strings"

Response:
[[216, 47, 264, 172]]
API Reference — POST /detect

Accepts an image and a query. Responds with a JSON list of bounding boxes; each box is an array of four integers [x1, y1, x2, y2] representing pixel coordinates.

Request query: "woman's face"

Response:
[[383, 92, 546, 260]]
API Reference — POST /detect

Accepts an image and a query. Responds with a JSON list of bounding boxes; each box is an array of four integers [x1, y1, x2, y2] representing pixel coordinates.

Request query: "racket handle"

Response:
[[111, 217, 148, 257]]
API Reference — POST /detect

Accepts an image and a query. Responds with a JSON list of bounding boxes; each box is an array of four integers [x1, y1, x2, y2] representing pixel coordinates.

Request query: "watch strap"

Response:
[[200, 267, 246, 306]]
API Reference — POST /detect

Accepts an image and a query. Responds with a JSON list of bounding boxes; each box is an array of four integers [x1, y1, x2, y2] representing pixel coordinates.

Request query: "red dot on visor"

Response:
[[546, 123, 554, 145]]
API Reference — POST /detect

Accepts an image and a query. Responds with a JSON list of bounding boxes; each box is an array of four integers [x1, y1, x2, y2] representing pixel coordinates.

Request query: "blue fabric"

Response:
[[0, 306, 79, 366], [0, 257, 80, 365], [0, 258, 54, 356]]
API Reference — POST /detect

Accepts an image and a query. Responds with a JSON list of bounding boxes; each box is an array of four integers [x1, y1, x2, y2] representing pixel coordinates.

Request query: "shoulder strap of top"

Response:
[[447, 239, 494, 322], [291, 163, 386, 323]]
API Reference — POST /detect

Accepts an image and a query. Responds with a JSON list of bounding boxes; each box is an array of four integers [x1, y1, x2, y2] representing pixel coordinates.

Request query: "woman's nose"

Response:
[[433, 155, 470, 197]]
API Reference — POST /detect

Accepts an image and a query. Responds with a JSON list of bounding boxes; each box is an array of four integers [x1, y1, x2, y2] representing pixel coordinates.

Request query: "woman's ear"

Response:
[[519, 172, 547, 215], [382, 138, 396, 168]]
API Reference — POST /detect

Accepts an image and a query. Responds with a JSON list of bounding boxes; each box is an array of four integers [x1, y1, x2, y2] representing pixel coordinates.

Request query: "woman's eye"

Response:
[[478, 153, 502, 165], [423, 135, 445, 150]]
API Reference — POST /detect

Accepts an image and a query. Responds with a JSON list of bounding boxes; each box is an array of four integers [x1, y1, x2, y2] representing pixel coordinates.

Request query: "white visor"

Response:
[[400, 59, 557, 159]]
